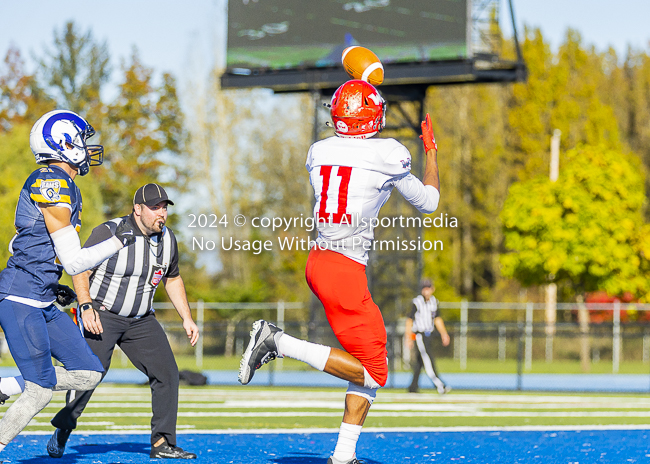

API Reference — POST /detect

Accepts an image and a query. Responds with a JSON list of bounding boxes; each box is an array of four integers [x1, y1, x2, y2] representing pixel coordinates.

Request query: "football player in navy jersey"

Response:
[[0, 110, 136, 453]]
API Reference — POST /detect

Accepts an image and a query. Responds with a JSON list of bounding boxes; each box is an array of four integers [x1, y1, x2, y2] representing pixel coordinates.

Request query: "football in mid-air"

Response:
[[341, 46, 384, 85]]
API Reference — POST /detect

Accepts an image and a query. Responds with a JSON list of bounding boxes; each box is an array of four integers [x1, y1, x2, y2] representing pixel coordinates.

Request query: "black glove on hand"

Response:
[[56, 284, 77, 307], [115, 220, 137, 247]]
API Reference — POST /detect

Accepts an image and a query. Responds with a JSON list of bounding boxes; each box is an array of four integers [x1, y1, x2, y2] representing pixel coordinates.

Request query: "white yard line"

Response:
[[36, 399, 650, 411], [19, 424, 650, 435], [82, 388, 650, 404], [29, 411, 650, 418]]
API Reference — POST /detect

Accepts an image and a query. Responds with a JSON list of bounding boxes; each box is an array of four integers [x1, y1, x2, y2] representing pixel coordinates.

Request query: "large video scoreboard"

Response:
[[227, 0, 469, 72], [222, 0, 524, 93]]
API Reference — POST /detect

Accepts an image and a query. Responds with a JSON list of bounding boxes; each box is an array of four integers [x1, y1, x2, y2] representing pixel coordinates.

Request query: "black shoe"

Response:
[[407, 387, 419, 393], [0, 379, 9, 405], [327, 457, 363, 464], [47, 428, 72, 458], [150, 443, 197, 459], [238, 320, 284, 385]]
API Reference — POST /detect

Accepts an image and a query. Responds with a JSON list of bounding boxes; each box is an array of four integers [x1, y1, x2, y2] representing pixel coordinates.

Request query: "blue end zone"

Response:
[[4, 429, 649, 463]]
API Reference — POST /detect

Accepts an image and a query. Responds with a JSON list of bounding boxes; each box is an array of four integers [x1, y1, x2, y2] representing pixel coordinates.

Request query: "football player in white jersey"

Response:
[[240, 80, 440, 464]]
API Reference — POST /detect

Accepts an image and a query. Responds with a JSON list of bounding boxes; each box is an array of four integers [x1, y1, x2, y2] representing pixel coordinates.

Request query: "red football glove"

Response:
[[419, 113, 437, 152]]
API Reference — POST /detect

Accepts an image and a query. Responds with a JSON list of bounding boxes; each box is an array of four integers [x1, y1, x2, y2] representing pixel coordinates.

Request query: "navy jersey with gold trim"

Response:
[[0, 165, 82, 303]]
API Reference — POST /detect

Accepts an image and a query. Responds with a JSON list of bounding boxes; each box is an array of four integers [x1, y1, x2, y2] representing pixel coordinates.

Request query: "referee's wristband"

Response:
[[78, 303, 93, 315]]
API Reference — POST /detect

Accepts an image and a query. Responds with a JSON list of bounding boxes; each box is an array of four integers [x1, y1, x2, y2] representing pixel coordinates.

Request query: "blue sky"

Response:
[[502, 0, 650, 54], [1, 0, 649, 99], [0, 0, 222, 100]]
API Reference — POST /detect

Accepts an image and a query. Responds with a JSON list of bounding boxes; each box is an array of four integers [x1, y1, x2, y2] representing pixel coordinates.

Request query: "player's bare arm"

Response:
[[420, 113, 440, 191], [41, 203, 73, 234], [163, 276, 200, 346]]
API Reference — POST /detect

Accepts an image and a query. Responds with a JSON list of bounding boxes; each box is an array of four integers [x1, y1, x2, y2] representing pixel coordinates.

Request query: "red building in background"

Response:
[[584, 291, 648, 323]]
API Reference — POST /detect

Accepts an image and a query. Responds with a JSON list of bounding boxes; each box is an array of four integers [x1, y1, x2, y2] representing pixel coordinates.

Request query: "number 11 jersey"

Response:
[[306, 136, 440, 265]]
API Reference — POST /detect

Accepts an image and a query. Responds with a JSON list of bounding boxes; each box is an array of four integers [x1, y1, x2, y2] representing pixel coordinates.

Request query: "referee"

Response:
[[404, 279, 451, 394], [47, 183, 200, 459]]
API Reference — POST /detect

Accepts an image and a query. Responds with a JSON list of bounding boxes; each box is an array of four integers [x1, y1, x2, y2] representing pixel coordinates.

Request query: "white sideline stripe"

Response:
[[107, 395, 650, 408], [82, 388, 650, 404], [219, 400, 650, 411], [36, 400, 650, 411], [19, 424, 650, 435], [39, 411, 650, 418], [29, 421, 114, 426], [27, 422, 194, 428], [36, 401, 477, 411]]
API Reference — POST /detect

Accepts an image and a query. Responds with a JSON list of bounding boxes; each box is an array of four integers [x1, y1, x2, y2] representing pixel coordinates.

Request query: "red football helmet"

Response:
[[330, 80, 386, 138]]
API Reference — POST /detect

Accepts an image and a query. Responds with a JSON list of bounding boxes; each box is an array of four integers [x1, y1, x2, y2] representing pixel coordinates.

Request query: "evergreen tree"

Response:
[[38, 21, 110, 119]]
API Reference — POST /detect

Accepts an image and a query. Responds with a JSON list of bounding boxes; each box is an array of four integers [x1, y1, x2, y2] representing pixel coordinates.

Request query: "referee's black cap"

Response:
[[133, 183, 174, 207], [420, 279, 433, 289]]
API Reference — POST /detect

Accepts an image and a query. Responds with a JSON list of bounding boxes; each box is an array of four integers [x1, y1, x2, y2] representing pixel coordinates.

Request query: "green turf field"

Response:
[[135, 356, 650, 375], [11, 385, 650, 433], [3, 353, 646, 375], [22, 355, 646, 375]]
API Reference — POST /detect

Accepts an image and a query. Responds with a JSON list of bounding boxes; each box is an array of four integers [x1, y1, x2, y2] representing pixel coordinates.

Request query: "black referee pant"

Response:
[[409, 332, 446, 393], [51, 310, 180, 447]]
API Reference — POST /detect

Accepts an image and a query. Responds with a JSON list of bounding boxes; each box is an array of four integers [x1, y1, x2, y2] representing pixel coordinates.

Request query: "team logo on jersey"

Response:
[[401, 159, 411, 169], [150, 264, 166, 286], [40, 180, 62, 202]]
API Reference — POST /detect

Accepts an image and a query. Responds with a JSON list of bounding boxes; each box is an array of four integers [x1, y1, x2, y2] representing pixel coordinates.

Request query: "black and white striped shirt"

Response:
[[409, 295, 439, 334], [83, 214, 179, 318]]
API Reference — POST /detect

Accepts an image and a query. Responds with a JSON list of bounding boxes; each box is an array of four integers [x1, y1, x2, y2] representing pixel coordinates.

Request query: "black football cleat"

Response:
[[47, 428, 72, 458], [150, 443, 197, 459], [238, 320, 284, 385], [327, 457, 363, 464], [0, 379, 10, 405]]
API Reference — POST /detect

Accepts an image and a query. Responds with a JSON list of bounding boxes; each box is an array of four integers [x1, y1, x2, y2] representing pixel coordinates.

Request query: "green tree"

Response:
[[602, 47, 650, 216], [186, 70, 313, 308], [420, 28, 627, 306], [0, 24, 189, 295], [97, 50, 186, 218], [501, 144, 650, 299], [509, 28, 620, 180], [38, 21, 110, 117], [0, 47, 55, 132], [0, 125, 37, 267], [424, 82, 513, 304]]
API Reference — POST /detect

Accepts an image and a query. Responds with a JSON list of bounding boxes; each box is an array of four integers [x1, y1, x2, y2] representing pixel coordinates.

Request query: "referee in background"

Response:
[[404, 279, 451, 394], [47, 183, 200, 459]]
